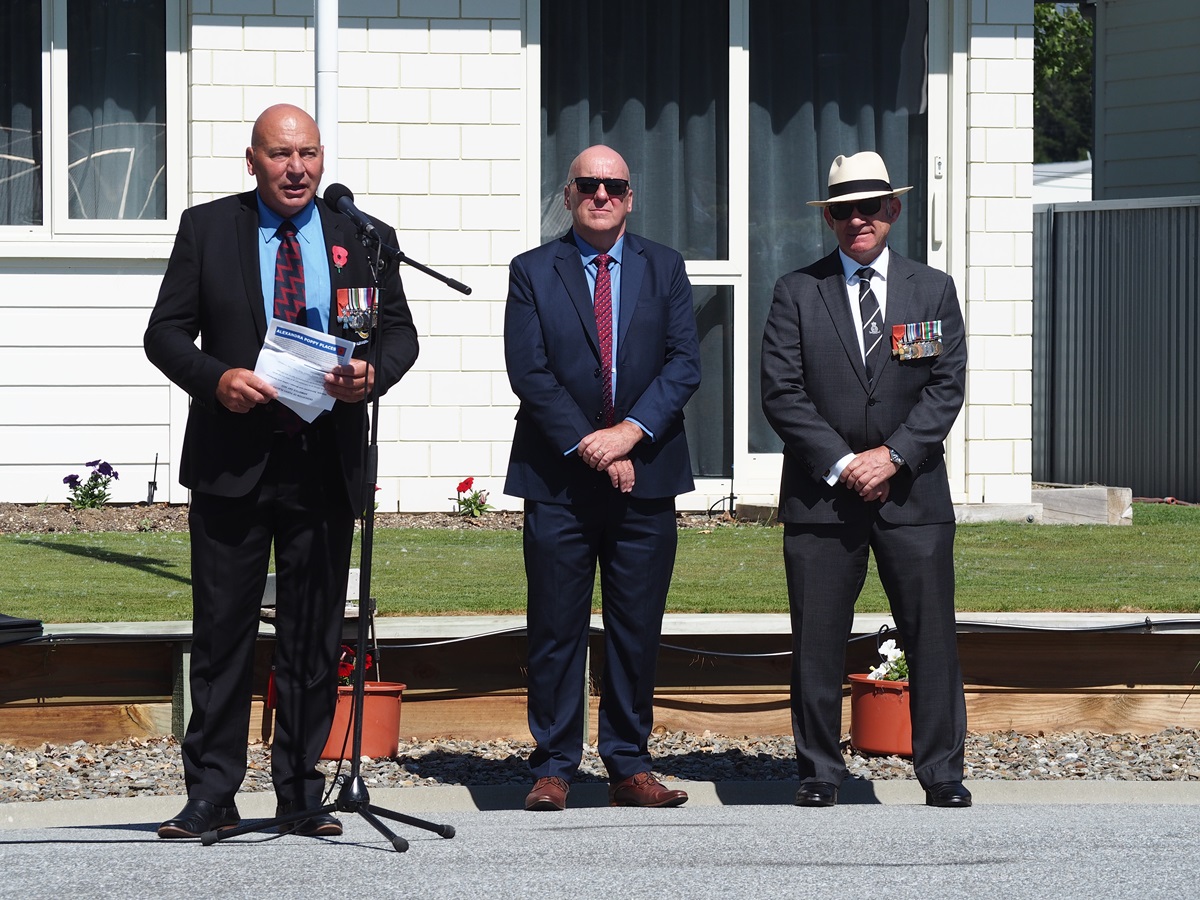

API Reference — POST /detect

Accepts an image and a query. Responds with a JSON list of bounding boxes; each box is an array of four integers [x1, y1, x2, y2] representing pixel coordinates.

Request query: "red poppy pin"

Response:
[[332, 245, 348, 273]]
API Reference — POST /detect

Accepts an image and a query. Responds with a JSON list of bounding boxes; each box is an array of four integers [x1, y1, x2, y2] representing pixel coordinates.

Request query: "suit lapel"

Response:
[[813, 252, 872, 392], [318, 202, 352, 336], [235, 192, 268, 342], [553, 232, 602, 360], [616, 234, 646, 351], [877, 253, 916, 387]]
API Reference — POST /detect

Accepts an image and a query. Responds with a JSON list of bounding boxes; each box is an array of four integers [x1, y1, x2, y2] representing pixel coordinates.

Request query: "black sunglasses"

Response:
[[828, 197, 884, 221], [571, 177, 630, 197]]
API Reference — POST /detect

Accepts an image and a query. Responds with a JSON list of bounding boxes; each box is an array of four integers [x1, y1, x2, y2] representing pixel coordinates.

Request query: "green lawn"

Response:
[[2, 502, 1199, 623]]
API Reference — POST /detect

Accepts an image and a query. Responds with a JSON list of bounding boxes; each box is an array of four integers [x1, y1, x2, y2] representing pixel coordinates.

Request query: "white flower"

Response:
[[866, 638, 909, 681], [879, 639, 903, 661]]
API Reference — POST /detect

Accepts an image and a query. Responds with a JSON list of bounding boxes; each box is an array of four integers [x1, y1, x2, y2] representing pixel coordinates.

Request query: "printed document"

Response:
[[255, 319, 356, 422]]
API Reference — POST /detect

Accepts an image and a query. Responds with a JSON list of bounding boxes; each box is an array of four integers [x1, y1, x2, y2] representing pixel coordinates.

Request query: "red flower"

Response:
[[337, 643, 374, 685], [332, 245, 348, 268], [456, 477, 474, 494]]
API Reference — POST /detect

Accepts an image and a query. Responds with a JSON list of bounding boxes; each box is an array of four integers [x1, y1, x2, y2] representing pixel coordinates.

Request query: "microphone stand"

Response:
[[203, 228, 469, 852]]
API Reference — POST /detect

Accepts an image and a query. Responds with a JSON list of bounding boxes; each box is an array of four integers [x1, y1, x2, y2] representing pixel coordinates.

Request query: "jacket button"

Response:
[[595, 413, 603, 423], [868, 398, 878, 406], [594, 368, 602, 378]]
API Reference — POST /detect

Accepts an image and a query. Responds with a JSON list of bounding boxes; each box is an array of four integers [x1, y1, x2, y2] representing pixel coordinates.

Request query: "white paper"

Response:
[[254, 319, 357, 423]]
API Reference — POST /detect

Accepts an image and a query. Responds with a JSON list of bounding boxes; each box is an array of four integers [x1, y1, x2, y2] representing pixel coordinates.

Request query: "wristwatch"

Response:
[[887, 446, 905, 468]]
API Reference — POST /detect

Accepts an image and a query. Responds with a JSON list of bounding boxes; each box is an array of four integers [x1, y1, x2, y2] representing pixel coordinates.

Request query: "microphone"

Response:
[[323, 183, 378, 238]]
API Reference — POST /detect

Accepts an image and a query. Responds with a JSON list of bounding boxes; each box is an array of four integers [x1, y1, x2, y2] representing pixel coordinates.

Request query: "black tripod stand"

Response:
[[203, 201, 471, 852]]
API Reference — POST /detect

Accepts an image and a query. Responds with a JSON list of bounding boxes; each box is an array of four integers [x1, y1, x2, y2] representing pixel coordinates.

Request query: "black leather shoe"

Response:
[[157, 799, 241, 838], [276, 802, 343, 836], [794, 781, 839, 807], [925, 781, 973, 808]]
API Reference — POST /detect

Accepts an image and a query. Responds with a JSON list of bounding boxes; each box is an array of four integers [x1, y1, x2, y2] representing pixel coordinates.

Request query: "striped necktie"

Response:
[[857, 266, 881, 382]]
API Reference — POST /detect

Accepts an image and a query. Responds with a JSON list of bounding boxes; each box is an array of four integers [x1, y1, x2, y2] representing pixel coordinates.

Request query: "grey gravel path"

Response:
[[5, 728, 1199, 804]]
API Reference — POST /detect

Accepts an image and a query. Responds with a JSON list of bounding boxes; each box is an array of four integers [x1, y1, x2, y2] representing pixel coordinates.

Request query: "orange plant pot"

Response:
[[848, 673, 912, 757], [320, 681, 406, 761]]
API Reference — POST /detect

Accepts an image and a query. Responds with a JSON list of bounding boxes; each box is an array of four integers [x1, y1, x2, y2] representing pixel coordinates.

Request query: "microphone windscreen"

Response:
[[323, 183, 354, 207]]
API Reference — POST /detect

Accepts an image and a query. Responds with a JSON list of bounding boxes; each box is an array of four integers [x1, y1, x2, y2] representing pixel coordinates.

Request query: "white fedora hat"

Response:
[[807, 151, 912, 207]]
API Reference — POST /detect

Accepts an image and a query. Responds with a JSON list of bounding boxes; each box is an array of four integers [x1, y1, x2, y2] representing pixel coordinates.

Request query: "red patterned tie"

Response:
[[273, 220, 307, 327], [594, 254, 614, 427], [272, 221, 307, 433]]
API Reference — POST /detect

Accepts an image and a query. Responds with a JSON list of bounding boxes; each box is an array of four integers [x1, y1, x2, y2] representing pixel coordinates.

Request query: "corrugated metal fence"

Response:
[[1033, 197, 1200, 501]]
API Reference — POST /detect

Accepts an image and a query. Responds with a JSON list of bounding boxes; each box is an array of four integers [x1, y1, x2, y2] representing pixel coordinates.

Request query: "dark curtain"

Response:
[[685, 285, 735, 477], [0, 0, 43, 226], [541, 0, 729, 260], [540, 0, 929, 470], [542, 0, 733, 478], [747, 0, 929, 452], [67, 0, 167, 220]]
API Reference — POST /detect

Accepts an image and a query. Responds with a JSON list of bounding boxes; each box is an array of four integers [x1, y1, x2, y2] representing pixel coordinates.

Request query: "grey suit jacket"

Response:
[[760, 249, 966, 526]]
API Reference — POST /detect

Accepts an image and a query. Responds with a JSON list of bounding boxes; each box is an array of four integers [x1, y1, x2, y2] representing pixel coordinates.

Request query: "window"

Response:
[[540, 0, 933, 473], [540, 0, 730, 260], [0, 1, 43, 226], [0, 0, 168, 229], [746, 0, 929, 453]]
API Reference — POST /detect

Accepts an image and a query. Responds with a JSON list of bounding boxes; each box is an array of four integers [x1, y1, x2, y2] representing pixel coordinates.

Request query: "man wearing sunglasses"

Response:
[[504, 145, 701, 812], [760, 151, 970, 810]]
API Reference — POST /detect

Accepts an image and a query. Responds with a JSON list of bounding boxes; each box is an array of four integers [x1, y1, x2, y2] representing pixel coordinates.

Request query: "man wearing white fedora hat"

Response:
[[760, 150, 970, 809]]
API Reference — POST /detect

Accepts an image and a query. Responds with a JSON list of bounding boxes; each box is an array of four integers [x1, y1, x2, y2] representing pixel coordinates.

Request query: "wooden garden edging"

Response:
[[2, 614, 1198, 748]]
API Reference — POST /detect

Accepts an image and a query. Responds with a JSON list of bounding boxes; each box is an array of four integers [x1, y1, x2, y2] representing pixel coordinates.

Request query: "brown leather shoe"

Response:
[[525, 776, 569, 811], [608, 772, 688, 808]]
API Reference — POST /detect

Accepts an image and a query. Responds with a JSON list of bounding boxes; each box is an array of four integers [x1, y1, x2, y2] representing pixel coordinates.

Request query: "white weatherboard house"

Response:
[[0, 0, 1035, 517]]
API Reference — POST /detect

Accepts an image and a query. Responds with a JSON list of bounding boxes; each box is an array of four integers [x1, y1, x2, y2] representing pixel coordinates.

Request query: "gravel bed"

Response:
[[4, 728, 1199, 803]]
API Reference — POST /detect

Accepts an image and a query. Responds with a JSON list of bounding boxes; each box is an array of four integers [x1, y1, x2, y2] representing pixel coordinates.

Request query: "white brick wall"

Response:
[[964, 0, 1034, 506], [0, 1, 1037, 514]]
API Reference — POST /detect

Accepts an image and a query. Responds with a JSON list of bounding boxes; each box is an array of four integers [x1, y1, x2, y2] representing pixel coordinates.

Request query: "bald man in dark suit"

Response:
[[145, 104, 418, 838], [505, 145, 700, 812]]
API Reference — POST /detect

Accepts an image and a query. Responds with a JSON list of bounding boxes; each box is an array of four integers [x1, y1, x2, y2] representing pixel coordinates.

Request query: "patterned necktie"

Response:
[[273, 220, 307, 327], [856, 266, 881, 382], [272, 221, 307, 433], [594, 254, 615, 427]]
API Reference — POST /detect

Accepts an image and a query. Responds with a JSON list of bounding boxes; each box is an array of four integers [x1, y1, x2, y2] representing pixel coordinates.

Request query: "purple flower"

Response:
[[96, 461, 117, 479], [85, 459, 100, 467], [63, 474, 80, 487]]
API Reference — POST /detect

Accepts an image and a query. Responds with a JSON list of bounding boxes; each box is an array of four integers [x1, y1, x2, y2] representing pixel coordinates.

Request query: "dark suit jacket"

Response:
[[144, 191, 419, 513], [760, 249, 966, 526], [504, 230, 701, 503]]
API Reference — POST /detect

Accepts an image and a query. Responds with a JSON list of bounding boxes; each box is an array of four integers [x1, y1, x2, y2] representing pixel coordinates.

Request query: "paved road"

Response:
[[3, 782, 1199, 899]]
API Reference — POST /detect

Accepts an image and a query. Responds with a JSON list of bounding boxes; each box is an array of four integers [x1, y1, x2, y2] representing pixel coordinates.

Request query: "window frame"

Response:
[[0, 0, 186, 244], [530, 0, 963, 504]]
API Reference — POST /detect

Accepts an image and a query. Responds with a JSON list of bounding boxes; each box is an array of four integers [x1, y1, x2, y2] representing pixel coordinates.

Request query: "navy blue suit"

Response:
[[761, 248, 968, 790], [504, 230, 700, 782]]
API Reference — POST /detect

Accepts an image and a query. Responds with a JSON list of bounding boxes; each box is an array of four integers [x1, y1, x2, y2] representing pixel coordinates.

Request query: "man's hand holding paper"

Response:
[[254, 319, 359, 422]]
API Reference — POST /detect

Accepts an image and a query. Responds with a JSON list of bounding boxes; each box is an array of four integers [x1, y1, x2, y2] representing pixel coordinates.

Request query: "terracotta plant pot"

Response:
[[848, 672, 912, 757], [320, 681, 406, 761]]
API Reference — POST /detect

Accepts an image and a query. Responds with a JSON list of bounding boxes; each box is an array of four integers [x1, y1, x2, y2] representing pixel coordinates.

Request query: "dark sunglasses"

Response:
[[571, 177, 630, 197], [828, 197, 884, 221]]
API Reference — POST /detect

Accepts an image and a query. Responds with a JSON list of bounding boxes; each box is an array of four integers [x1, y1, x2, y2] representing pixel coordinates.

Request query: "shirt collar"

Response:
[[256, 195, 317, 243], [573, 231, 625, 267], [838, 245, 890, 282]]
